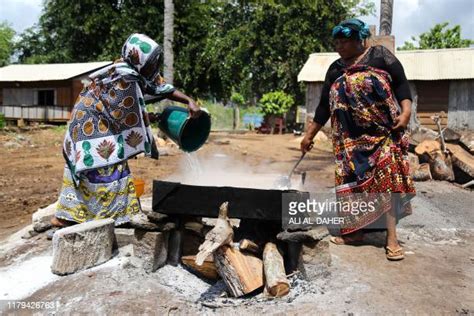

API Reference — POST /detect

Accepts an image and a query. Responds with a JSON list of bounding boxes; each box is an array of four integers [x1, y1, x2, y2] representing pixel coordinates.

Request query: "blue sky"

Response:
[[1, 0, 473, 48]]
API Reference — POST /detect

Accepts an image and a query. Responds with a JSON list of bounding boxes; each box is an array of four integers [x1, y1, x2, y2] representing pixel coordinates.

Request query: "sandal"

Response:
[[330, 235, 364, 246], [386, 246, 404, 261]]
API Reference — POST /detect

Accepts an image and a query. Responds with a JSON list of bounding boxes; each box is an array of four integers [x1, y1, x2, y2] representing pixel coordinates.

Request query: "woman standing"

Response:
[[52, 33, 200, 227], [301, 19, 415, 260]]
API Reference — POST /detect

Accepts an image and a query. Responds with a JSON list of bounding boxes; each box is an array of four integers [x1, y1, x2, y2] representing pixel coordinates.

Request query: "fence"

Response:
[[0, 105, 71, 122]]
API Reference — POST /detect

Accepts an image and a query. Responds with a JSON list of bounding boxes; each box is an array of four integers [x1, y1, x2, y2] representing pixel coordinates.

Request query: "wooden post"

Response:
[[262, 242, 290, 297], [213, 246, 264, 297]]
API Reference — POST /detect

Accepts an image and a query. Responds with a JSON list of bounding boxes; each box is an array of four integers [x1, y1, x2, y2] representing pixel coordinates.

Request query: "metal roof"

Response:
[[298, 47, 474, 82], [0, 61, 112, 82]]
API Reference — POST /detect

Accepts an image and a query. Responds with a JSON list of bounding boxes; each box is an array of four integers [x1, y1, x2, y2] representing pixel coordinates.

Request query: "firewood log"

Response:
[[262, 242, 290, 297], [181, 255, 219, 280], [213, 246, 264, 297], [239, 239, 260, 254]]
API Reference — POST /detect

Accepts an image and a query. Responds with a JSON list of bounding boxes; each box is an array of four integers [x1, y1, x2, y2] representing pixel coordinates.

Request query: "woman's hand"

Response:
[[300, 136, 315, 153], [148, 112, 160, 124], [187, 99, 201, 119], [392, 112, 410, 131]]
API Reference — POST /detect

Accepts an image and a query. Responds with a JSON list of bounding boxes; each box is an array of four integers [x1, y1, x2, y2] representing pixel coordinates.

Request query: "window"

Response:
[[38, 90, 55, 106]]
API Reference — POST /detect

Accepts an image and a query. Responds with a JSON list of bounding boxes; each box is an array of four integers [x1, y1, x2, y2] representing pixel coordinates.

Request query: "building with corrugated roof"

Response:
[[298, 47, 474, 130], [0, 62, 112, 123]]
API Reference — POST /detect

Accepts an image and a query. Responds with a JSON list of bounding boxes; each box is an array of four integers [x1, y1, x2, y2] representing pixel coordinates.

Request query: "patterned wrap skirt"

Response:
[[55, 162, 140, 225], [329, 65, 416, 235]]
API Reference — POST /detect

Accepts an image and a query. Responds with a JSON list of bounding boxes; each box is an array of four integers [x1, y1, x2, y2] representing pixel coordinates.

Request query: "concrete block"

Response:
[[300, 240, 331, 280], [133, 230, 169, 272], [51, 219, 115, 275], [115, 228, 136, 248]]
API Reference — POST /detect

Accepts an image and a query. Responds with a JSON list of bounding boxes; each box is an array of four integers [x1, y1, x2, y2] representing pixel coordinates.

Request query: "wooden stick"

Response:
[[262, 242, 290, 297]]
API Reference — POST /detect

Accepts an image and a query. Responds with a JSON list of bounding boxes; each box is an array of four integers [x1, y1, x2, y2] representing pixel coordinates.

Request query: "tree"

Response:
[[399, 22, 473, 50], [14, 0, 374, 103], [0, 21, 15, 66], [258, 91, 294, 116], [163, 0, 174, 84]]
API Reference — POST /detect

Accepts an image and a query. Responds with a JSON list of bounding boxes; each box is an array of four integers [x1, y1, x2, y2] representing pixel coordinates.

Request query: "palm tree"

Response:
[[379, 0, 393, 35], [163, 0, 174, 84]]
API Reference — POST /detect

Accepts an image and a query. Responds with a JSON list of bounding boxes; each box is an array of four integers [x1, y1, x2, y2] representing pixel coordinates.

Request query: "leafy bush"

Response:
[[230, 91, 245, 107], [258, 91, 294, 116], [0, 113, 5, 129]]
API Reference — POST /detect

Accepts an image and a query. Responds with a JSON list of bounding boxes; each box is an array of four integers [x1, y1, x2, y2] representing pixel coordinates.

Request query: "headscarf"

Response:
[[89, 33, 174, 96], [332, 18, 371, 40], [121, 33, 162, 81]]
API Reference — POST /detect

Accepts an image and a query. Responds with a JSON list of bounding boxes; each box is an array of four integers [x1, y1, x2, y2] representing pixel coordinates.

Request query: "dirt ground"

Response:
[[0, 128, 333, 240], [0, 128, 473, 314]]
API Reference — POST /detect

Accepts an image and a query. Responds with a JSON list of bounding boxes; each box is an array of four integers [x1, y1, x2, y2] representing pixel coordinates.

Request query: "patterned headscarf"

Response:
[[332, 18, 371, 40], [122, 33, 162, 81]]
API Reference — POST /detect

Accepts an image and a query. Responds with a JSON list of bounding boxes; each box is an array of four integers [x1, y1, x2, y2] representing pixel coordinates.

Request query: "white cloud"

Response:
[[360, 0, 474, 48], [0, 0, 43, 34]]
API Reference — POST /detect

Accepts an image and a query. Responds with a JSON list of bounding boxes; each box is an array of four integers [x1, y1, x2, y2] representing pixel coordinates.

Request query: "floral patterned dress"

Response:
[[56, 33, 175, 225], [330, 65, 415, 234]]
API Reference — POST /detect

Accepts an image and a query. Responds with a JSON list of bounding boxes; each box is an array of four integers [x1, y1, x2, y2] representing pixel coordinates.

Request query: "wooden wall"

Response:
[[448, 80, 474, 130], [415, 80, 449, 129], [305, 82, 323, 125], [0, 80, 79, 107]]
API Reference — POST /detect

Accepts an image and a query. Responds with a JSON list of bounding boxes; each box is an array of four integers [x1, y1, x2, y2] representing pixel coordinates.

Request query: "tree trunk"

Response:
[[379, 0, 394, 36], [408, 82, 420, 133], [262, 242, 290, 297], [163, 0, 174, 84]]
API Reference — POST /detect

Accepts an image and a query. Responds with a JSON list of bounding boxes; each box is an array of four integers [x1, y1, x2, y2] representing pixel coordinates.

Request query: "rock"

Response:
[[115, 228, 136, 248], [300, 240, 331, 279], [21, 229, 39, 239], [33, 221, 53, 233], [167, 229, 182, 266], [51, 219, 115, 275], [139, 198, 169, 223], [133, 230, 169, 272], [276, 226, 329, 243], [32, 202, 57, 233], [130, 213, 176, 231]]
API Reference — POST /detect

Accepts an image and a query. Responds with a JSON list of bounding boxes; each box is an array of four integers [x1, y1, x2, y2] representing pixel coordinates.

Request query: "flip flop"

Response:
[[386, 246, 404, 261]]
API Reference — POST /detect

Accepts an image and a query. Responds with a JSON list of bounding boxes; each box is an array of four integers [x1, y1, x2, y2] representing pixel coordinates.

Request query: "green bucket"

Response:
[[157, 106, 211, 152]]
